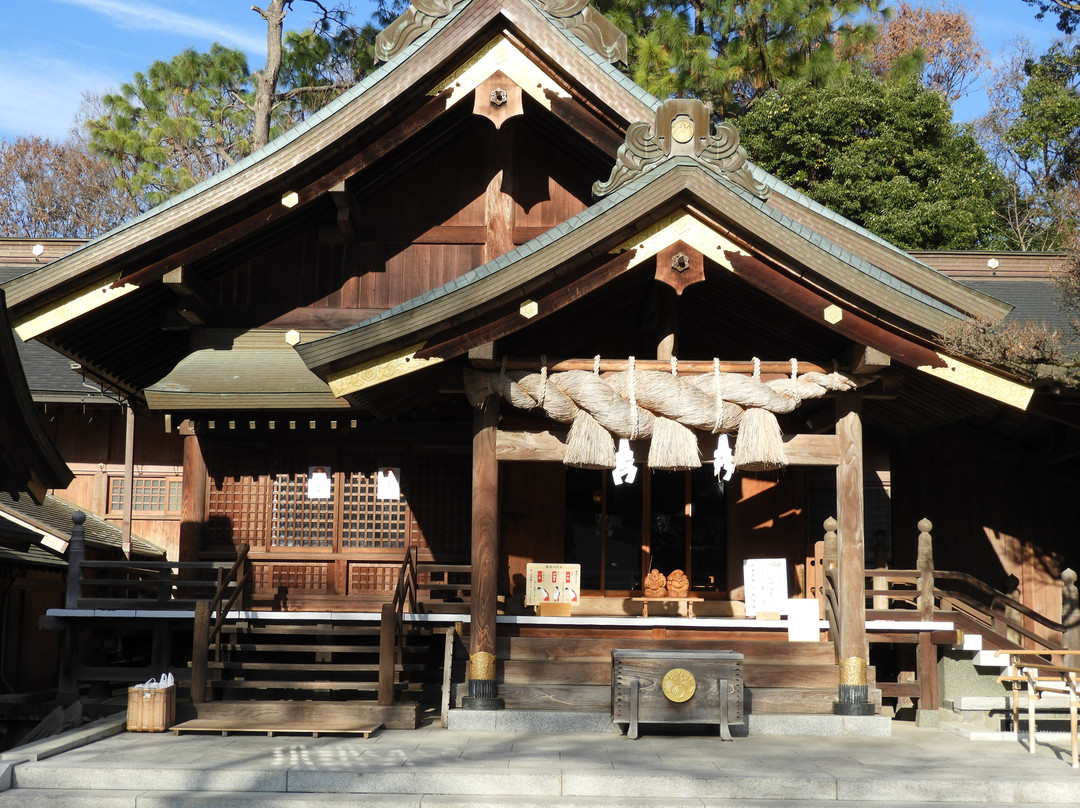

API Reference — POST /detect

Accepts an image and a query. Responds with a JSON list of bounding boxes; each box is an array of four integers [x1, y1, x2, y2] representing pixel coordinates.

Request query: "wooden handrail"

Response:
[[823, 566, 841, 659], [379, 546, 419, 705], [864, 567, 1066, 652], [190, 543, 250, 705]]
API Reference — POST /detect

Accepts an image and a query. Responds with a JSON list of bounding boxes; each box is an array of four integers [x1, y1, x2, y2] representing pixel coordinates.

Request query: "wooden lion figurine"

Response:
[[643, 568, 667, 598], [667, 569, 689, 597]]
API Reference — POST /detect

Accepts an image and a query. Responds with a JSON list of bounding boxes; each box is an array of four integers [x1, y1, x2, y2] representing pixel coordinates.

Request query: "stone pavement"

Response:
[[1, 714, 1079, 807]]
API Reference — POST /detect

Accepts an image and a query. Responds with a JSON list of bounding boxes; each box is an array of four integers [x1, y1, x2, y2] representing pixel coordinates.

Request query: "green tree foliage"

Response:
[[87, 45, 256, 208], [86, 7, 376, 210], [978, 40, 1080, 250], [1020, 0, 1080, 34], [736, 73, 1007, 250], [595, 0, 887, 115]]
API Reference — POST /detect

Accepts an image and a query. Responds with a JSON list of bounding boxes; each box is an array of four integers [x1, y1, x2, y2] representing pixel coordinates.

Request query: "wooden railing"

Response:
[[865, 568, 1067, 653], [378, 546, 419, 705], [189, 543, 251, 704], [64, 511, 248, 611]]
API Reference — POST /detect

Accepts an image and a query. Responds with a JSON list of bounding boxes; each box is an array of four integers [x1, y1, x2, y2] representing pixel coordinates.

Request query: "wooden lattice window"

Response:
[[205, 443, 470, 560], [270, 472, 336, 551], [341, 471, 409, 553], [108, 476, 183, 516], [348, 562, 399, 596], [207, 473, 270, 550]]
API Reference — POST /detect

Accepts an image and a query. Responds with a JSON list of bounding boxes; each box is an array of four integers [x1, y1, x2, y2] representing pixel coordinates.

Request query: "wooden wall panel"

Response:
[[499, 462, 566, 609], [198, 114, 600, 328], [892, 429, 1074, 631], [726, 471, 808, 598]]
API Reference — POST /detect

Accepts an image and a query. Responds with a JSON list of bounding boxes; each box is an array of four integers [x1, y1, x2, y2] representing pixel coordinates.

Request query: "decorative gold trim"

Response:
[[15, 276, 138, 341], [918, 352, 1033, 411], [838, 656, 867, 686], [326, 343, 443, 397], [612, 212, 748, 271], [662, 667, 697, 702], [469, 651, 496, 680]]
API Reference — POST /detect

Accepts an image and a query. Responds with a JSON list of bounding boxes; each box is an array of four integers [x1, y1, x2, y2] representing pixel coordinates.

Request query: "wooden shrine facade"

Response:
[[5, 0, 1080, 721]]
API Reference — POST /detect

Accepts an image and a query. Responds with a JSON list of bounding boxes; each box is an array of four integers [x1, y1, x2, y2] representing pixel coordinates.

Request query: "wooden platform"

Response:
[[177, 700, 420, 732], [172, 718, 381, 738]]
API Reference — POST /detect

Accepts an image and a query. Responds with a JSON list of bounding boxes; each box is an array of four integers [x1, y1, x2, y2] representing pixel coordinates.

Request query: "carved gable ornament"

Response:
[[531, 0, 627, 64], [376, 0, 627, 64], [593, 99, 770, 200]]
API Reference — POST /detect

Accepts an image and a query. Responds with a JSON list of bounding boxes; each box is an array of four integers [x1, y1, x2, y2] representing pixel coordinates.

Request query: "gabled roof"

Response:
[[290, 94, 1029, 411], [2, 0, 654, 330], [0, 491, 164, 559], [0, 288, 73, 503], [0, 0, 1022, 415]]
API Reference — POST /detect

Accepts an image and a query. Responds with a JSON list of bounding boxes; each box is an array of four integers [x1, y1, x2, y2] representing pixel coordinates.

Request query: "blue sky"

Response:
[[0, 0, 1065, 143]]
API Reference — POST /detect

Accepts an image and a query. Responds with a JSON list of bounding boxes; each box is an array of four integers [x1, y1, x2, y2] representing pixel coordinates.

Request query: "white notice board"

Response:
[[525, 563, 581, 606], [743, 558, 788, 617]]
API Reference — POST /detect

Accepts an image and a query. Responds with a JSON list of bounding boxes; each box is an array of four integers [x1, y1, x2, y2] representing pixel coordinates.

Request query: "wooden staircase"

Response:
[[447, 631, 879, 716], [207, 618, 433, 699]]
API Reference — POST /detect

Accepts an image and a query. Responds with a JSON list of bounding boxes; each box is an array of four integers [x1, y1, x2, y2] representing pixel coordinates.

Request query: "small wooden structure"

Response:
[[613, 649, 743, 739]]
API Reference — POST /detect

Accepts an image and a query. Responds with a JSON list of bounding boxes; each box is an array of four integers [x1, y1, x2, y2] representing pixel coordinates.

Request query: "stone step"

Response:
[[0, 793, 1071, 808]]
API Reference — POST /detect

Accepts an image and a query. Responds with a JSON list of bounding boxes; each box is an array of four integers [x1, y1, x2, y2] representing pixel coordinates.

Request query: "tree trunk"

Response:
[[253, 1, 288, 151]]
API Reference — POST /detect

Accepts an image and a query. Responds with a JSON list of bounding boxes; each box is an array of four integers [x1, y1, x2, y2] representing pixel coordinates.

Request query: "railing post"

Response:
[[1062, 568, 1080, 651], [378, 602, 396, 706], [65, 511, 86, 609], [916, 518, 934, 622], [915, 518, 938, 719], [191, 600, 210, 705]]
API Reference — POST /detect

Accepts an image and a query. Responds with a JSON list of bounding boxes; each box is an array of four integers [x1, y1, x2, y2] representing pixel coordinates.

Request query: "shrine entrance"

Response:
[[563, 465, 727, 596]]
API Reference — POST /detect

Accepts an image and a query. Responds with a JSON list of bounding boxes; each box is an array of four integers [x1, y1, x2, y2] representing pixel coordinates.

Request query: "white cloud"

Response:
[[52, 0, 267, 54], [0, 52, 119, 141]]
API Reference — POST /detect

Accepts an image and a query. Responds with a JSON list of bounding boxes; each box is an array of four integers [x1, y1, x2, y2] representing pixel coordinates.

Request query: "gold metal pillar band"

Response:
[[469, 651, 496, 680], [838, 656, 867, 686]]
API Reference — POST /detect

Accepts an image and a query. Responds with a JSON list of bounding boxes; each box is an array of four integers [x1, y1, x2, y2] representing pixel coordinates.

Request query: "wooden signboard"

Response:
[[525, 563, 581, 608]]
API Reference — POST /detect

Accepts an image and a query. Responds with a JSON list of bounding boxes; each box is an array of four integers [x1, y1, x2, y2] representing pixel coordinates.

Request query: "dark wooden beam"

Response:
[[417, 250, 638, 360], [723, 250, 946, 371]]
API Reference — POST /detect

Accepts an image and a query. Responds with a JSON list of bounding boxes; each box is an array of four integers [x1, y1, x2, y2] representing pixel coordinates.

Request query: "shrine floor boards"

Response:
[[1, 715, 1078, 807]]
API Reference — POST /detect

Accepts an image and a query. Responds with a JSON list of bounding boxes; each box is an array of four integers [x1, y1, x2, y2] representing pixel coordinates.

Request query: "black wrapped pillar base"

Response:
[[833, 684, 876, 716], [462, 678, 504, 710]]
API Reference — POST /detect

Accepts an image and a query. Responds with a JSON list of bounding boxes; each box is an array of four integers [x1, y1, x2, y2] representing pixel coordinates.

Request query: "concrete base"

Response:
[[447, 709, 892, 736], [748, 713, 892, 737], [447, 709, 620, 732], [0, 712, 126, 763], [916, 708, 942, 728]]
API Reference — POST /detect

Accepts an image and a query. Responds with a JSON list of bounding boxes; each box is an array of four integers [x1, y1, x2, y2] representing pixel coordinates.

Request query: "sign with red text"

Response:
[[525, 563, 581, 606]]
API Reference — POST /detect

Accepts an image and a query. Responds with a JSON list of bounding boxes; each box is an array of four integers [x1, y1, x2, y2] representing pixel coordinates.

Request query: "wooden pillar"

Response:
[[121, 401, 135, 557], [60, 512, 87, 699], [180, 433, 208, 563], [464, 394, 503, 709], [833, 397, 873, 715], [1063, 568, 1080, 651]]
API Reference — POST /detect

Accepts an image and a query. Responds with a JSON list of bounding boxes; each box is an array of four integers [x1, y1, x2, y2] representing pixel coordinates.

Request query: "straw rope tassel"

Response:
[[465, 358, 866, 470]]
